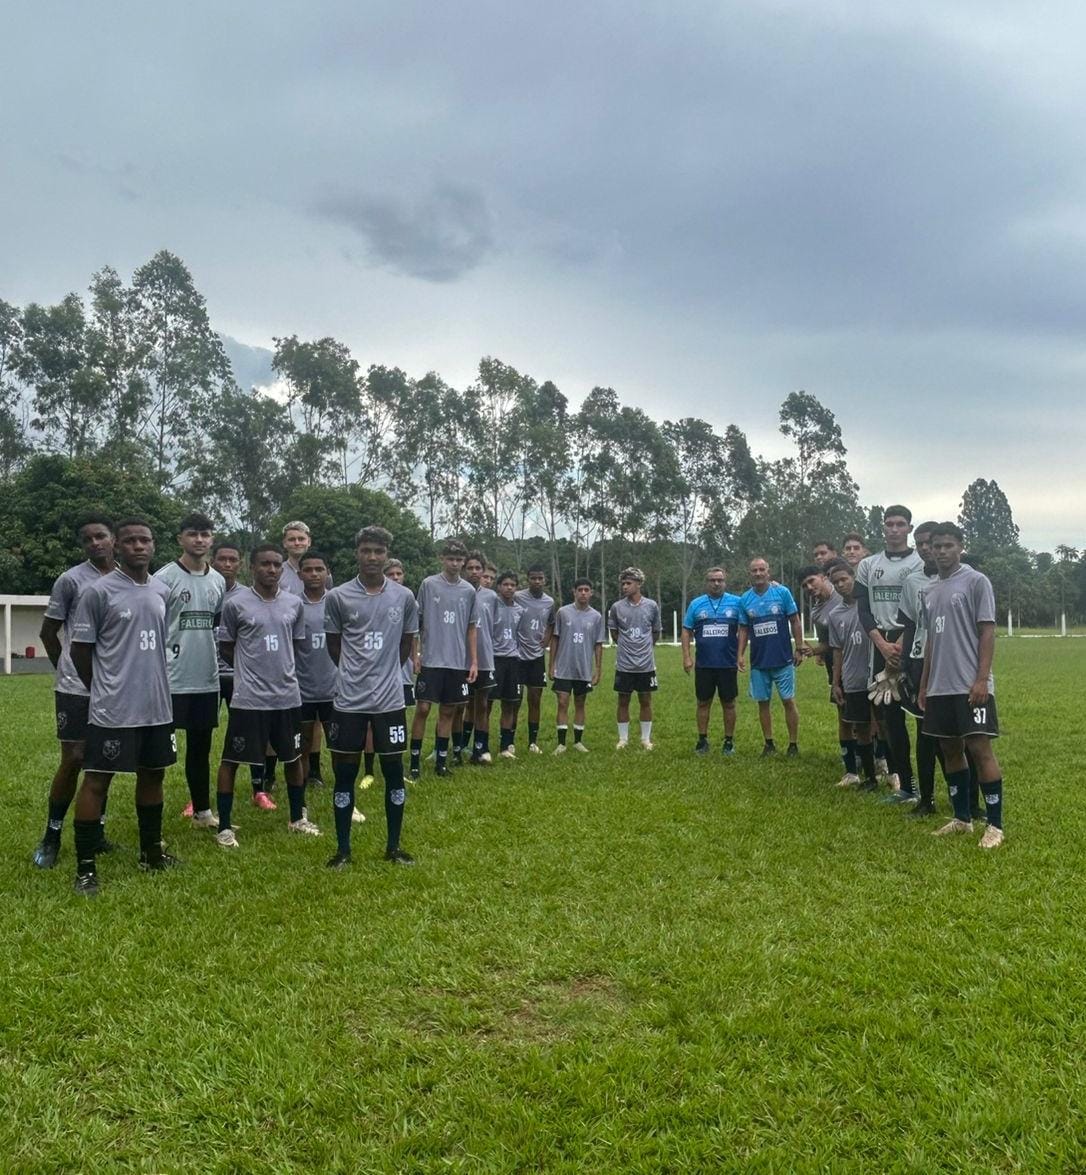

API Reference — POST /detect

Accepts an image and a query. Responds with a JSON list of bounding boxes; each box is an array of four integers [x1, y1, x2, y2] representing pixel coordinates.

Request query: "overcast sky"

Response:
[[3, 1, 1084, 549]]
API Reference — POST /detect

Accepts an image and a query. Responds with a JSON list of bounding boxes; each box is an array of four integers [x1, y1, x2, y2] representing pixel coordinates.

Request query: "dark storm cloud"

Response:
[[314, 186, 494, 282]]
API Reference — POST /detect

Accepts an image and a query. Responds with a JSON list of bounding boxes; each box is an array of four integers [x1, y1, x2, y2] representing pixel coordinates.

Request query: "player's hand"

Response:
[[832, 685, 844, 706], [682, 654, 693, 674], [793, 649, 804, 667], [918, 687, 926, 711], [413, 653, 421, 673], [591, 670, 600, 686], [467, 663, 478, 684], [968, 681, 990, 707]]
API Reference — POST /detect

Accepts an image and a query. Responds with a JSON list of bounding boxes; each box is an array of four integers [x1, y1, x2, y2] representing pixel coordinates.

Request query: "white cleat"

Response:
[[979, 825, 1004, 850], [477, 752, 493, 765], [288, 817, 322, 837], [351, 807, 366, 825], [932, 819, 973, 838], [553, 744, 567, 756], [875, 757, 889, 778], [641, 740, 654, 752], [500, 747, 516, 759], [572, 742, 589, 753], [192, 810, 219, 830], [615, 739, 628, 750], [528, 743, 542, 754], [836, 773, 861, 789], [215, 828, 239, 849], [359, 774, 375, 790]]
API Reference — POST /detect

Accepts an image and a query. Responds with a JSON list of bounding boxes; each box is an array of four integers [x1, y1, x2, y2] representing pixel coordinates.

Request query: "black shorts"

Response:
[[223, 707, 303, 766], [614, 670, 658, 694], [694, 667, 738, 703], [327, 708, 409, 756], [518, 657, 546, 689], [840, 690, 873, 725], [300, 699, 334, 723], [219, 676, 234, 708], [403, 682, 415, 708], [494, 656, 522, 703], [416, 666, 470, 706], [55, 691, 89, 742], [171, 690, 220, 732], [84, 723, 177, 773], [552, 677, 592, 697], [923, 694, 999, 740], [469, 669, 496, 695]]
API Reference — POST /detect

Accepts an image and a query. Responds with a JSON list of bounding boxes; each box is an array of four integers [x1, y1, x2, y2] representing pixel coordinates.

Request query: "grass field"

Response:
[[2, 640, 1084, 1172]]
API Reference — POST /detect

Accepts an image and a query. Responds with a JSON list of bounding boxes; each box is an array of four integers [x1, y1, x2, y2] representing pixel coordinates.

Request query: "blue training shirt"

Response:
[[739, 584, 798, 670], [683, 592, 742, 669]]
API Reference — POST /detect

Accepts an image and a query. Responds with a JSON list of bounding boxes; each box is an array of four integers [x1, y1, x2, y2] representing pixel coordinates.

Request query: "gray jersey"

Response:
[[856, 550, 925, 631], [70, 570, 173, 728], [922, 564, 996, 697], [552, 604, 605, 681], [810, 589, 843, 641], [514, 590, 555, 660], [608, 596, 662, 673], [324, 577, 419, 713], [827, 601, 871, 693], [898, 566, 938, 663], [296, 594, 339, 702], [44, 560, 111, 697], [220, 588, 305, 710], [492, 599, 524, 657], [153, 560, 225, 694], [473, 586, 499, 671], [417, 574, 478, 669], [216, 581, 242, 678]]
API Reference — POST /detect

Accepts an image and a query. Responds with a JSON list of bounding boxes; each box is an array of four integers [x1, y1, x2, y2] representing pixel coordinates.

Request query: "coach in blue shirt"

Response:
[[737, 557, 809, 757], [682, 566, 743, 756]]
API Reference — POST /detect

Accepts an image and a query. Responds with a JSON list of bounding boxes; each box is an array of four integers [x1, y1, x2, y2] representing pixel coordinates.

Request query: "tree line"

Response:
[[2, 251, 1081, 623]]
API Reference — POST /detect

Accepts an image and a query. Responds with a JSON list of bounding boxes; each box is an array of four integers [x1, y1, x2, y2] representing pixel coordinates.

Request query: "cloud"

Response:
[[314, 185, 494, 282], [219, 336, 275, 391]]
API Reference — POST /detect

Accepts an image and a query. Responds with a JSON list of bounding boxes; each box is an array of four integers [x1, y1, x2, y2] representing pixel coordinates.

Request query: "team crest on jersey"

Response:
[[770, 605, 780, 614], [951, 593, 966, 608], [348, 611, 359, 621], [119, 608, 132, 620], [232, 736, 246, 753], [387, 606, 402, 622], [102, 738, 121, 761], [180, 589, 192, 603]]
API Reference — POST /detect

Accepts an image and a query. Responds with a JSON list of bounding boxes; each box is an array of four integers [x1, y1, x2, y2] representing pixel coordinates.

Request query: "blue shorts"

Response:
[[749, 664, 795, 702]]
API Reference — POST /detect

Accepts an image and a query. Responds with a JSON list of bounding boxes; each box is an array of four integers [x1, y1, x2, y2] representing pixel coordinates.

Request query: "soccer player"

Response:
[[154, 512, 225, 831], [34, 514, 116, 868], [492, 571, 524, 758], [384, 557, 418, 711], [214, 544, 318, 848], [736, 557, 807, 757], [841, 533, 869, 569], [515, 566, 555, 753], [812, 541, 838, 568], [68, 518, 179, 895], [855, 506, 925, 802], [408, 540, 479, 778], [550, 578, 605, 753], [681, 567, 742, 755], [212, 541, 242, 711], [920, 524, 1004, 848], [825, 559, 880, 791], [463, 551, 498, 764], [608, 567, 662, 750], [801, 564, 857, 783], [325, 526, 419, 867]]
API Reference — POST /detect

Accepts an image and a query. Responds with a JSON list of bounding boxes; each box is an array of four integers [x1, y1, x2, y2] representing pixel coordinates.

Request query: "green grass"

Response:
[[2, 642, 1084, 1172]]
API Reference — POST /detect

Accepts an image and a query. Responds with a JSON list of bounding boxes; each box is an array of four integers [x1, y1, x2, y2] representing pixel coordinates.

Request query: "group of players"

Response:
[[31, 501, 1004, 895]]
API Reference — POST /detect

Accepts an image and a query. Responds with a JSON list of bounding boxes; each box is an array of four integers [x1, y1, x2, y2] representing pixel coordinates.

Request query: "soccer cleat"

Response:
[[572, 742, 589, 753], [33, 837, 61, 869], [500, 747, 516, 759], [359, 774, 375, 790], [74, 870, 99, 897], [881, 791, 915, 805], [875, 757, 889, 778], [435, 761, 450, 777], [191, 810, 219, 830], [860, 779, 879, 792], [553, 744, 567, 756], [528, 743, 542, 754], [761, 744, 776, 758], [352, 807, 366, 825], [641, 740, 654, 752], [979, 825, 1004, 849], [409, 766, 421, 780], [722, 743, 735, 757], [385, 847, 416, 865], [215, 828, 240, 849], [836, 773, 860, 789], [453, 751, 464, 768], [477, 752, 493, 764], [909, 800, 937, 817], [695, 739, 709, 756], [139, 850, 182, 871], [615, 739, 628, 751], [326, 852, 351, 870], [251, 791, 277, 811], [287, 817, 322, 836], [180, 801, 194, 819], [932, 819, 973, 837], [786, 744, 799, 758]]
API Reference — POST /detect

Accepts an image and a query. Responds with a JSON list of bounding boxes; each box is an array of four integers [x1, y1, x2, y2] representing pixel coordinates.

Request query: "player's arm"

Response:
[[789, 611, 807, 667], [918, 638, 932, 711], [466, 623, 478, 683], [971, 621, 996, 706], [592, 639, 603, 686], [326, 633, 342, 666], [855, 580, 900, 665], [548, 627, 559, 678], [896, 607, 917, 663], [736, 625, 748, 672], [831, 642, 844, 705], [70, 642, 94, 690], [399, 628, 415, 668], [40, 617, 63, 667], [680, 626, 694, 673], [219, 640, 235, 668]]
